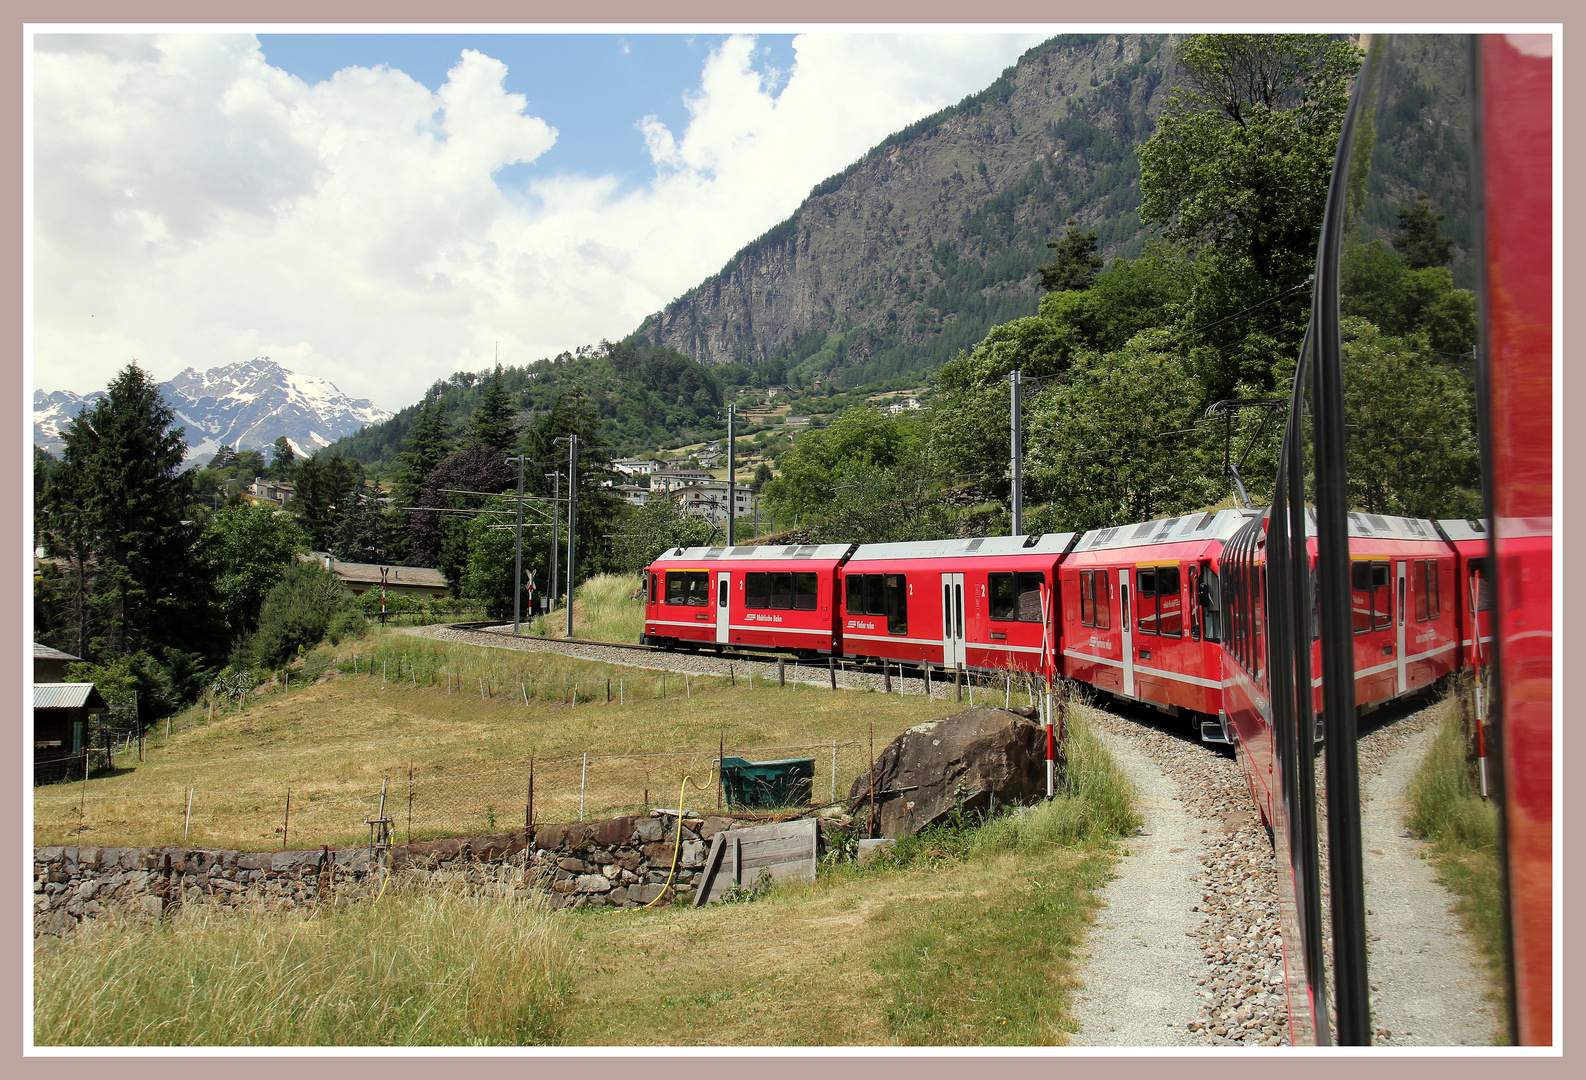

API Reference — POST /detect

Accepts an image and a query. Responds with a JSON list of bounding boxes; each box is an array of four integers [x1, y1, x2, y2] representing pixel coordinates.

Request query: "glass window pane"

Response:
[[989, 573, 1016, 621], [746, 572, 769, 609], [886, 574, 908, 635], [1137, 569, 1158, 635], [666, 572, 687, 605], [688, 571, 710, 606], [865, 575, 885, 616], [1158, 566, 1182, 637], [1017, 572, 1045, 622], [1096, 573, 1110, 630], [794, 571, 818, 611], [772, 572, 793, 609], [846, 574, 863, 614]]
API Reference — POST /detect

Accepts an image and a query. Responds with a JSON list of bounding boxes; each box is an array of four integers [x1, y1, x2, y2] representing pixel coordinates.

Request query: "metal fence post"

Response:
[[829, 657, 836, 689], [183, 787, 194, 841]]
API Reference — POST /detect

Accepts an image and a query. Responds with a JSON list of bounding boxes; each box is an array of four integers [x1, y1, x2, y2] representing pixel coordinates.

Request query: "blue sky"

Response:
[[258, 33, 799, 194], [32, 31, 1051, 411]]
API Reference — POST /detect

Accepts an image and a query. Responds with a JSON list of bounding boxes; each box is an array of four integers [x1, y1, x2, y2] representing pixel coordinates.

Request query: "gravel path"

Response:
[[1069, 695, 1498, 1047], [1067, 726, 1208, 1046], [1360, 725, 1502, 1046]]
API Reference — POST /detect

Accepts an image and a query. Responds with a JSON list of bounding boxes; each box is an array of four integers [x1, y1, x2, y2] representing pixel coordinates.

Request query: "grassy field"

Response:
[[1405, 685, 1509, 1035], [34, 706, 1138, 1047], [528, 572, 645, 643], [33, 628, 979, 850], [33, 880, 572, 1046]]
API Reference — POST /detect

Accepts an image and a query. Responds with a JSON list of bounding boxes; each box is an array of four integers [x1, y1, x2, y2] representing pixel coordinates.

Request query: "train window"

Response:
[[1428, 561, 1441, 620], [864, 574, 886, 616], [1095, 572, 1110, 630], [665, 570, 709, 606], [1017, 572, 1043, 621], [772, 572, 794, 610], [747, 572, 771, 609], [845, 574, 863, 614], [1079, 572, 1094, 627], [1200, 567, 1221, 643], [648, 573, 656, 602], [1157, 566, 1182, 637], [794, 571, 819, 611], [989, 573, 1018, 620], [1351, 561, 1392, 632], [1414, 561, 1431, 621], [990, 572, 1044, 622], [1136, 568, 1158, 635], [885, 574, 908, 635], [1469, 558, 1496, 611]]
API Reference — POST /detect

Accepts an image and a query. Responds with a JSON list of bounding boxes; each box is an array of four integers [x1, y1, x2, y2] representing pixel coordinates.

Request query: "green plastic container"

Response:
[[719, 755, 816, 810]]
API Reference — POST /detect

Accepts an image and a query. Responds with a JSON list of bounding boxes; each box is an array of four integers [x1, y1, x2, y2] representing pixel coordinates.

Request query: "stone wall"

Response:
[[33, 810, 838, 936]]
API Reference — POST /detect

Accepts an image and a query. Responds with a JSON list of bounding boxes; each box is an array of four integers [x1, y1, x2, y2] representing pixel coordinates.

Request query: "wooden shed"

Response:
[[34, 682, 108, 785]]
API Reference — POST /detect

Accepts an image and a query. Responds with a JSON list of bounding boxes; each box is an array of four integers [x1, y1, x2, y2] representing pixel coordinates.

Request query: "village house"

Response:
[[671, 483, 753, 526], [307, 554, 449, 601], [32, 643, 107, 785]]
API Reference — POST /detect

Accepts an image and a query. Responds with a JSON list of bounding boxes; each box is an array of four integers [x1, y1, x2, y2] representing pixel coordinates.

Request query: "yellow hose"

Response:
[[639, 766, 718, 911]]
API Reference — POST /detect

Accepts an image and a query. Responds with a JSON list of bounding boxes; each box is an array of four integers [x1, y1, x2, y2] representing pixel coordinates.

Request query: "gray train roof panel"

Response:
[[1433, 518, 1491, 543], [846, 533, 1078, 563], [1345, 511, 1443, 541], [1072, 509, 1259, 553], [652, 543, 856, 563]]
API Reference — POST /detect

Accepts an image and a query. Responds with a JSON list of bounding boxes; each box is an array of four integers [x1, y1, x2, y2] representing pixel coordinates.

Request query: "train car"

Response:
[[837, 533, 1077, 674], [1343, 513, 1462, 708], [1220, 511, 1461, 826], [1434, 518, 1497, 672], [641, 543, 855, 655], [1058, 509, 1257, 742]]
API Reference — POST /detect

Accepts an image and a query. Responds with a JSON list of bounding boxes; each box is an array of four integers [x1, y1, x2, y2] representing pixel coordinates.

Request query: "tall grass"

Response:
[[559, 573, 645, 643], [1405, 689, 1508, 1028], [33, 879, 573, 1046]]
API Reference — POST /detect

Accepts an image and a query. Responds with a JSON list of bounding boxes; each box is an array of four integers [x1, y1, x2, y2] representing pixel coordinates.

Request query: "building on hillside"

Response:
[[307, 554, 450, 601], [671, 483, 753, 526], [246, 477, 294, 506], [651, 469, 714, 494], [884, 398, 923, 416], [612, 457, 661, 477], [784, 415, 811, 427], [614, 484, 651, 507]]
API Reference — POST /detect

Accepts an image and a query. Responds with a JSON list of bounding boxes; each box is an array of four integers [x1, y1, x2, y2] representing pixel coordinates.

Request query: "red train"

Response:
[[641, 33, 1551, 1047]]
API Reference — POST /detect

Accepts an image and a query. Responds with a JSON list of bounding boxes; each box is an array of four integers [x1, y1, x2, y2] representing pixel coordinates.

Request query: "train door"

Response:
[[1395, 560, 1408, 694], [1117, 567, 1136, 697], [715, 571, 731, 645], [940, 572, 966, 668]]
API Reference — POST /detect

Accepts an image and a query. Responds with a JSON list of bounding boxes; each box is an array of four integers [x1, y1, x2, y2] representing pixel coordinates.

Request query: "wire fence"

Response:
[[31, 739, 904, 851], [33, 642, 1058, 850]]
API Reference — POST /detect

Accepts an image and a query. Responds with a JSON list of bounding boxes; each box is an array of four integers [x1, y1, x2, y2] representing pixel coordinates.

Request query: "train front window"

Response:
[[1157, 566, 1183, 637]]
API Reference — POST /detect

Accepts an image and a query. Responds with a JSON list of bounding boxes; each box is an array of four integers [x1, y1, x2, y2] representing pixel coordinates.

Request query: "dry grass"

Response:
[[33, 878, 572, 1046], [33, 629, 960, 850]]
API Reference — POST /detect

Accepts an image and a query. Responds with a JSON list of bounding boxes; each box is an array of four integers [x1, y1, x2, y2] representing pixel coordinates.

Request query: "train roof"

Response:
[[846, 532, 1079, 563], [650, 542, 857, 564], [1343, 511, 1444, 541], [1433, 518, 1491, 543], [1072, 509, 1259, 553]]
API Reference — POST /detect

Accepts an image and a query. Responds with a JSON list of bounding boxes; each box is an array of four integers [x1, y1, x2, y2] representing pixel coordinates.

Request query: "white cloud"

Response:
[[31, 31, 1049, 411]]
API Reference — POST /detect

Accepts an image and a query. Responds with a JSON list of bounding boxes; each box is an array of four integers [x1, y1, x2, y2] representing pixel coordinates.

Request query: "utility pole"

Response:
[[556, 435, 578, 637], [508, 454, 526, 633], [1006, 370, 1023, 535], [726, 404, 736, 545], [548, 469, 560, 614]]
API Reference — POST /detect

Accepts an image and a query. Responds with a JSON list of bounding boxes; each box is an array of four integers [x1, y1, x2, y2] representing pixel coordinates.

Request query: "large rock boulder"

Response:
[[848, 706, 1050, 839]]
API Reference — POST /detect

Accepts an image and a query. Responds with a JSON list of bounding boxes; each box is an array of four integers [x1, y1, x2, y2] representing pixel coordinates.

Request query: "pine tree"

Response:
[[1036, 218, 1104, 292], [292, 451, 363, 550], [329, 484, 388, 564], [1391, 192, 1456, 270], [38, 363, 214, 660], [270, 436, 297, 479], [469, 364, 518, 452], [395, 394, 453, 509]]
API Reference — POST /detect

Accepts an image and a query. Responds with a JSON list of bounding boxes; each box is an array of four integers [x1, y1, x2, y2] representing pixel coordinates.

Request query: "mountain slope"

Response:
[[633, 33, 1181, 385], [33, 358, 390, 464]]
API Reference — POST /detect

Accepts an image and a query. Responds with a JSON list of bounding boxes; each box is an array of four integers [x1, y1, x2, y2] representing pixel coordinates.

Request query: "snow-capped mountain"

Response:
[[33, 357, 391, 465]]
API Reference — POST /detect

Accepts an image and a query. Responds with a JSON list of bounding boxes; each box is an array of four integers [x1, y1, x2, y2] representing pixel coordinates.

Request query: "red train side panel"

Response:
[[838, 533, 1077, 675], [642, 543, 855, 655]]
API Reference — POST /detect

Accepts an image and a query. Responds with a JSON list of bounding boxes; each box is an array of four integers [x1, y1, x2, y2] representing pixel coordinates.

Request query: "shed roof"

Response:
[[33, 643, 82, 663], [34, 683, 109, 711]]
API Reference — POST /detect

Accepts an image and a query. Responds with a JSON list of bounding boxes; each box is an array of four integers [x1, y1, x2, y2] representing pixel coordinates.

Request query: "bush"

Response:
[[326, 609, 370, 645], [242, 561, 355, 668]]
